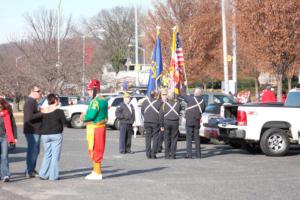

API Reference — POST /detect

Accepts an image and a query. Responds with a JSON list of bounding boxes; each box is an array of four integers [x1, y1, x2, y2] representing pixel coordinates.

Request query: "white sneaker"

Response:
[[85, 172, 103, 180]]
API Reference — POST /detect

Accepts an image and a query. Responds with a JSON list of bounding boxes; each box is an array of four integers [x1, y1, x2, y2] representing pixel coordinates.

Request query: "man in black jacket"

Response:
[[115, 92, 135, 154], [159, 91, 181, 159], [23, 85, 43, 177], [141, 91, 163, 159], [180, 87, 206, 159]]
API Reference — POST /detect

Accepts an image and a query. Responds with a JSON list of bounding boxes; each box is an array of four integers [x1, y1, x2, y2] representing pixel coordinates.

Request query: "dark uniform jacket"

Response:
[[115, 103, 135, 125], [159, 99, 181, 128], [141, 97, 163, 124], [180, 94, 206, 128]]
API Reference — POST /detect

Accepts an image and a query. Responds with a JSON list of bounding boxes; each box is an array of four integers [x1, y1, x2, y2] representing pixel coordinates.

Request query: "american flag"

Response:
[[171, 31, 184, 94], [176, 32, 184, 69]]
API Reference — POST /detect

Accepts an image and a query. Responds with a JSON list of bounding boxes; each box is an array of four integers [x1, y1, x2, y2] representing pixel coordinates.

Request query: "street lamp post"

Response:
[[57, 0, 62, 69], [81, 29, 105, 96]]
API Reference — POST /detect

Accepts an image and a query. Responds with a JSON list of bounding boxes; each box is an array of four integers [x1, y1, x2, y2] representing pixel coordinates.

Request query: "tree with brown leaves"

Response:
[[142, 0, 223, 87], [235, 0, 300, 101]]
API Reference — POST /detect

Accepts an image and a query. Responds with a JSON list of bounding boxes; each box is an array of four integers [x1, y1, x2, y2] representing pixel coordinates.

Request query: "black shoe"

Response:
[[147, 155, 152, 159], [2, 176, 9, 182], [185, 155, 192, 159], [151, 155, 157, 159], [27, 171, 39, 178], [171, 156, 176, 159], [126, 151, 135, 154]]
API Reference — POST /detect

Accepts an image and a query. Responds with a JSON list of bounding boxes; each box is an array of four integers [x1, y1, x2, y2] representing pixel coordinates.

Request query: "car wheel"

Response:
[[70, 114, 84, 129], [114, 119, 120, 130], [260, 128, 289, 156]]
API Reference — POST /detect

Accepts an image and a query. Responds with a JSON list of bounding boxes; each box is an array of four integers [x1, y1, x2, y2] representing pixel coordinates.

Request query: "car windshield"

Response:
[[213, 95, 235, 104]]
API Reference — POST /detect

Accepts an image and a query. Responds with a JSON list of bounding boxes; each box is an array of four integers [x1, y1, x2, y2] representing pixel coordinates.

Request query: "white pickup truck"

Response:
[[218, 88, 300, 156]]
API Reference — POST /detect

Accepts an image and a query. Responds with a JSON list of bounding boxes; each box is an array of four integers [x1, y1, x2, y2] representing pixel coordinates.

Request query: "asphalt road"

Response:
[[1, 126, 300, 200]]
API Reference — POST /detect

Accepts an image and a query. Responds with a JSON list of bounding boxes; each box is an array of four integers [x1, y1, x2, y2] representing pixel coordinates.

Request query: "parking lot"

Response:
[[2, 126, 300, 200]]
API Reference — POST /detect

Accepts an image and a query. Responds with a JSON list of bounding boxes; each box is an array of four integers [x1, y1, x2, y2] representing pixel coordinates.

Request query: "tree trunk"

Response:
[[203, 82, 207, 91], [277, 74, 283, 102], [254, 77, 259, 102], [287, 77, 292, 92]]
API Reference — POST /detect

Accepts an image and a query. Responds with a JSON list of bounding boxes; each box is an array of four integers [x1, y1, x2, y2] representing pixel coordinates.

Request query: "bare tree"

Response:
[[14, 8, 78, 93], [87, 6, 136, 73]]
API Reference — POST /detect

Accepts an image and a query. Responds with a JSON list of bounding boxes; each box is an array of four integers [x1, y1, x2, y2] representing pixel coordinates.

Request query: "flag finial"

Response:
[[172, 26, 177, 32], [156, 26, 160, 36]]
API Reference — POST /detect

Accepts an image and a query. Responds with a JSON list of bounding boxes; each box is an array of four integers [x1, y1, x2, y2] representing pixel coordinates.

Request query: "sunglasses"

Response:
[[33, 90, 41, 93]]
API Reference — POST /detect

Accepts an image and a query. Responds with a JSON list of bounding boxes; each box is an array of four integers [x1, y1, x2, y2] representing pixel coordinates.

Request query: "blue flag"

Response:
[[147, 35, 163, 96]]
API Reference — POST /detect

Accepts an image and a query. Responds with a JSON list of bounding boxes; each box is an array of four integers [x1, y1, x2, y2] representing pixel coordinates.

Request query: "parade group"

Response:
[[0, 77, 206, 182]]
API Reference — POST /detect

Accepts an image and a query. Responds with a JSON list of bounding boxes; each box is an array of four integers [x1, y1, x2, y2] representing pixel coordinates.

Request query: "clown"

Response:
[[82, 79, 108, 180]]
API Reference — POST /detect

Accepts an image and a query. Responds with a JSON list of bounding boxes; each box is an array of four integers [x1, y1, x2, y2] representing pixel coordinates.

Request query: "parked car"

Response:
[[107, 94, 145, 130], [178, 92, 236, 143], [60, 94, 117, 129], [40, 96, 80, 107]]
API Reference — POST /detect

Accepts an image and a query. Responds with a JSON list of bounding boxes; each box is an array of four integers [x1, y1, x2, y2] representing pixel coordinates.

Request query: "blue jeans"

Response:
[[39, 134, 63, 180], [25, 133, 41, 174], [0, 136, 9, 178]]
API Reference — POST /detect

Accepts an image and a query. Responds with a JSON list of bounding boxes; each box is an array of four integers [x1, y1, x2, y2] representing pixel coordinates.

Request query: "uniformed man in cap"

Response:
[[159, 91, 181, 159], [141, 90, 163, 159], [180, 87, 206, 159], [115, 92, 135, 154]]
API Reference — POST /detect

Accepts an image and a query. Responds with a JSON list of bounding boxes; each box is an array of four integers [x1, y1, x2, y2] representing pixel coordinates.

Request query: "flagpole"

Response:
[[155, 26, 161, 91], [182, 65, 189, 95], [172, 26, 177, 98], [179, 26, 189, 95]]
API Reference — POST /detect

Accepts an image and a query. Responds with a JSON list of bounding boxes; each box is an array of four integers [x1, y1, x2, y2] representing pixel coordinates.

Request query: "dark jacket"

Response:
[[115, 103, 135, 125], [0, 110, 17, 139], [40, 109, 66, 134], [23, 96, 43, 134], [159, 99, 181, 128], [141, 97, 163, 124], [180, 94, 206, 127]]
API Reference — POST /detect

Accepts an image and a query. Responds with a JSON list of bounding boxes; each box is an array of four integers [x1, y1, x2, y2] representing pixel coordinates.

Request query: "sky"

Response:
[[0, 0, 152, 44]]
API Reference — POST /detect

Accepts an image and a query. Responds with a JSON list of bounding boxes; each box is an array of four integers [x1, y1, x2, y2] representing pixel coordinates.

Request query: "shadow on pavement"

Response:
[[105, 167, 167, 179], [9, 147, 27, 154], [59, 166, 113, 180], [9, 156, 26, 163]]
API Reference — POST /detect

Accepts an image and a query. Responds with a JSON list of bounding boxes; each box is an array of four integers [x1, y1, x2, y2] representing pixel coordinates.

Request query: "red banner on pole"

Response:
[[84, 45, 93, 65]]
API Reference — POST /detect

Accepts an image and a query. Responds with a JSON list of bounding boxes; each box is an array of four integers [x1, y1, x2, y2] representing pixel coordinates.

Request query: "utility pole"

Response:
[[232, 0, 237, 94], [221, 0, 229, 93], [134, 2, 139, 86], [57, 0, 62, 69], [82, 36, 86, 96]]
